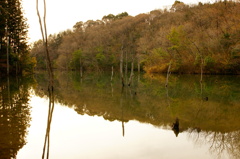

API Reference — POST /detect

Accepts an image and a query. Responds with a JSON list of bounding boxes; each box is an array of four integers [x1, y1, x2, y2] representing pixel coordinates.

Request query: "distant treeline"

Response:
[[0, 0, 35, 76], [31, 1, 240, 74]]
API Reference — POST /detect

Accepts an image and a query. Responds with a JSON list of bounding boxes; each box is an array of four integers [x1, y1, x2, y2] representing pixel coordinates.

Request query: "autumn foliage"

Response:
[[31, 1, 240, 74]]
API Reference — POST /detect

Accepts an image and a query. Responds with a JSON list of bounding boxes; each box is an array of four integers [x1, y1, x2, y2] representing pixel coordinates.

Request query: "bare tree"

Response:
[[36, 1, 54, 159]]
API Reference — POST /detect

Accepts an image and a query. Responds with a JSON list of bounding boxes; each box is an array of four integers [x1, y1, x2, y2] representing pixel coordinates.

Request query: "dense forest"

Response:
[[31, 1, 240, 74], [0, 0, 35, 76]]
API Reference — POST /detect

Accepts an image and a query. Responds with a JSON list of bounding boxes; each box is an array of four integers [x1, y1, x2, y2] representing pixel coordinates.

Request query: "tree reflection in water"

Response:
[[0, 77, 32, 158], [34, 71, 240, 158], [188, 129, 240, 159], [172, 118, 180, 137], [42, 85, 54, 159], [36, 0, 55, 158], [121, 86, 125, 137]]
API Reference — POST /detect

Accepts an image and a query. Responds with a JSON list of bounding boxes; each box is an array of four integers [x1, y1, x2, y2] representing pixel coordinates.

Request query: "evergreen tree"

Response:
[[0, 0, 33, 76]]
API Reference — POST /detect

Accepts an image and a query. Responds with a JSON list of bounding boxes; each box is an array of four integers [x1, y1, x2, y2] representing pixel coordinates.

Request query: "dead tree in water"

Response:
[[165, 61, 171, 87], [128, 57, 134, 86], [200, 58, 204, 83], [120, 86, 125, 137], [36, 0, 53, 86], [36, 0, 54, 159], [111, 65, 114, 82]]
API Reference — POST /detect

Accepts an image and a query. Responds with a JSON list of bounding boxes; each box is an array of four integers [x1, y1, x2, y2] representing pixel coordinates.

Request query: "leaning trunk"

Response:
[[165, 61, 171, 87]]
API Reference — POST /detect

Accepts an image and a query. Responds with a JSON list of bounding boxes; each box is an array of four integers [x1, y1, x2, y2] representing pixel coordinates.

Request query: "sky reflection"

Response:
[[16, 93, 225, 159]]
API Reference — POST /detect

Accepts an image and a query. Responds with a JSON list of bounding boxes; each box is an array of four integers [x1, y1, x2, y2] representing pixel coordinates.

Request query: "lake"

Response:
[[0, 71, 239, 159]]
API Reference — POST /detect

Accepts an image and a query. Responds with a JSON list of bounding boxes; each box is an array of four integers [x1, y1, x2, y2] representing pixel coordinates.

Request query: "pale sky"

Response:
[[22, 0, 211, 43]]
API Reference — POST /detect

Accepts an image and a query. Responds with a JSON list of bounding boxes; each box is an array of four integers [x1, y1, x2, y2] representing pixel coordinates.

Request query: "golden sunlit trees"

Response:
[[56, 31, 78, 70]]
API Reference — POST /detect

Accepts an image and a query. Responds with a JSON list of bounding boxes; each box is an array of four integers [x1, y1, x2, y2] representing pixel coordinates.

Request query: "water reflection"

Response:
[[42, 84, 54, 159], [188, 129, 240, 159], [121, 86, 125, 137], [172, 118, 179, 137], [0, 77, 33, 158], [32, 71, 240, 158]]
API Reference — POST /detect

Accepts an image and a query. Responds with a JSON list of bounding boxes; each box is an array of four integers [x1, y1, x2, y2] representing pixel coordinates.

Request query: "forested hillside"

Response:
[[31, 1, 240, 74], [0, 0, 35, 76]]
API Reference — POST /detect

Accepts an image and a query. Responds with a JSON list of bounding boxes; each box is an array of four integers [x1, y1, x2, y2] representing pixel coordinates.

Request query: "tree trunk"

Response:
[[121, 86, 125, 137], [165, 61, 171, 87], [120, 45, 124, 86], [138, 60, 140, 73], [7, 37, 9, 75], [190, 40, 203, 83], [125, 51, 128, 80], [80, 57, 83, 78], [36, 1, 55, 159], [6, 27, 9, 75], [111, 65, 114, 82], [200, 57, 203, 83], [128, 58, 134, 86]]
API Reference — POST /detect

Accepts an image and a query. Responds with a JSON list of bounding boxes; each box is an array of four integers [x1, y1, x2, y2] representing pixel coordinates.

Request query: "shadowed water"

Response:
[[1, 71, 239, 158]]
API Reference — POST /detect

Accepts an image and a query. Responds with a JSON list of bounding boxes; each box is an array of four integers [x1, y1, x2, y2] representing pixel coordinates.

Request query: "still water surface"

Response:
[[0, 71, 239, 159]]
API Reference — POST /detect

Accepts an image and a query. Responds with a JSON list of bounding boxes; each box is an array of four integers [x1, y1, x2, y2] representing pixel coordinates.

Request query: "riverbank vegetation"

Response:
[[31, 1, 240, 74]]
